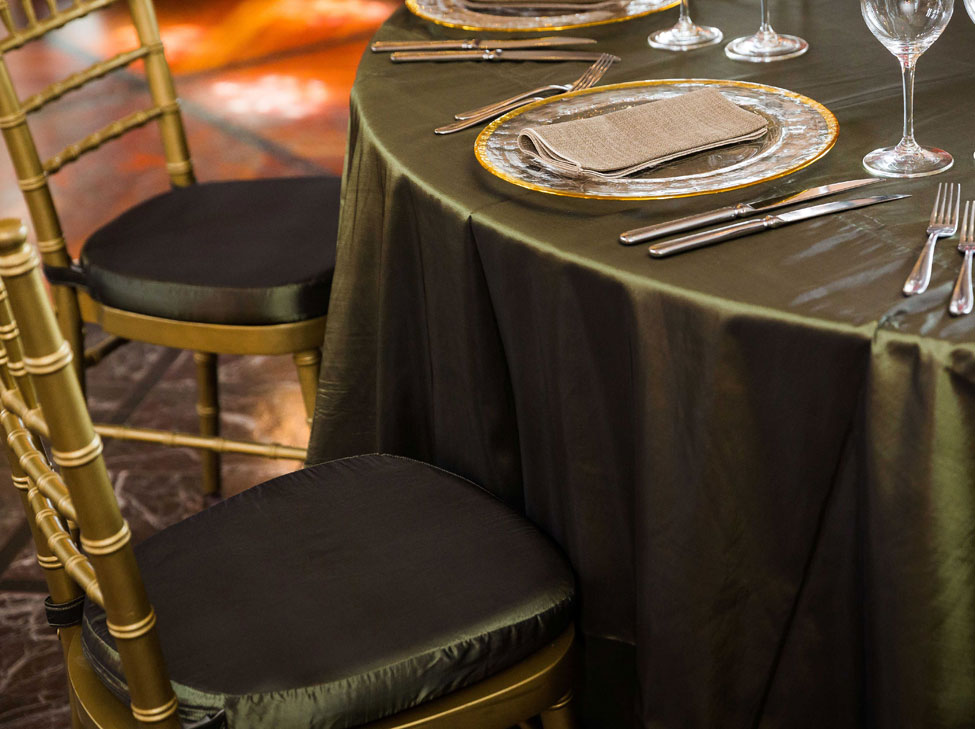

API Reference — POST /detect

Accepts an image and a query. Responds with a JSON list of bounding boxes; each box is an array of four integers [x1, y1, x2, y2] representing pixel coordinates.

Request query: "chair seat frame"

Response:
[[77, 294, 328, 356], [64, 624, 577, 729]]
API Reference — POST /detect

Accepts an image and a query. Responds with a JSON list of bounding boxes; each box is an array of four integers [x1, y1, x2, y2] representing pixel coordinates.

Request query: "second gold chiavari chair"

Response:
[[0, 216, 579, 729], [0, 0, 340, 497]]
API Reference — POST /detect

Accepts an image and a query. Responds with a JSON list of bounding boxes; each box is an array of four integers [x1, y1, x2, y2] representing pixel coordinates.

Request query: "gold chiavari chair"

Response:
[[0, 216, 578, 728], [0, 0, 340, 496]]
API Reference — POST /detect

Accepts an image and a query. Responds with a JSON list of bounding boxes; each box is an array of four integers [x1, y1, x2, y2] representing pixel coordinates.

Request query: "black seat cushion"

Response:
[[80, 177, 340, 326], [81, 454, 574, 729]]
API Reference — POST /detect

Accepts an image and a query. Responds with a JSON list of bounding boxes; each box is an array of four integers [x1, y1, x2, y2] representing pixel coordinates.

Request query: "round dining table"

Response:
[[305, 1, 975, 727]]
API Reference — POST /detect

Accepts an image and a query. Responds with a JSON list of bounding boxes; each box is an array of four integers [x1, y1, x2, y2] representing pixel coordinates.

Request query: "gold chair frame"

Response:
[[0, 0, 328, 495], [0, 216, 577, 728]]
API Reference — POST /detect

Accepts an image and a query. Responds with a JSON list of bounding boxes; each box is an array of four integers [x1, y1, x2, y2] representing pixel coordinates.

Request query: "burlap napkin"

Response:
[[518, 88, 769, 178]]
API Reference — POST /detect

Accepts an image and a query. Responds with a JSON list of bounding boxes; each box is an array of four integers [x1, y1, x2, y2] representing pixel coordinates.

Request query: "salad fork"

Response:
[[903, 181, 960, 296], [435, 54, 613, 135], [949, 200, 975, 316], [454, 53, 616, 120]]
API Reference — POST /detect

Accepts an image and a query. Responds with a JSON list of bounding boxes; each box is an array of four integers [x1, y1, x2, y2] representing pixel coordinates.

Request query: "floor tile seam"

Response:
[[99, 346, 183, 430]]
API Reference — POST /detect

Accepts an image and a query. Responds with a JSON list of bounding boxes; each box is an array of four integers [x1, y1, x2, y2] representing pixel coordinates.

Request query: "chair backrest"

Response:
[[0, 0, 194, 362], [0, 218, 179, 728]]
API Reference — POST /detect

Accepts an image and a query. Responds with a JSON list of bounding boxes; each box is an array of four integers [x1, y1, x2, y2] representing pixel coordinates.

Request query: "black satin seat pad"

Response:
[[81, 454, 575, 729], [80, 177, 339, 325]]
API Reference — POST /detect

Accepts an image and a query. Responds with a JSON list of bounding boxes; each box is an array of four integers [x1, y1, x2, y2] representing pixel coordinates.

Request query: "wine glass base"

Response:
[[862, 144, 953, 178], [724, 33, 808, 62], [648, 24, 723, 51]]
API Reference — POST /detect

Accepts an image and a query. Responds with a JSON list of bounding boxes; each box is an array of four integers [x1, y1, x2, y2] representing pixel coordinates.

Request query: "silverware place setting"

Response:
[[950, 200, 975, 316], [371, 36, 597, 52], [455, 52, 615, 120], [390, 49, 618, 63], [435, 53, 616, 135], [903, 182, 960, 296], [891, 181, 975, 317], [644, 193, 909, 258], [619, 178, 880, 245]]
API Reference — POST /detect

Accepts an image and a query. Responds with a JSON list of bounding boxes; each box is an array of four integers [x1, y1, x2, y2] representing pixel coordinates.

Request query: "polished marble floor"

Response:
[[0, 0, 398, 725]]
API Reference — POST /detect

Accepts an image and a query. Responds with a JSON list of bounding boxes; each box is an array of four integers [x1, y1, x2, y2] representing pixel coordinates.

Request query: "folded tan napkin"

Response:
[[517, 88, 769, 178]]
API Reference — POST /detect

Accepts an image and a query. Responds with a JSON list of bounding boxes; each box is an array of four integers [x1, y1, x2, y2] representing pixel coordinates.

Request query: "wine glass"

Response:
[[648, 0, 722, 51], [724, 0, 808, 62], [964, 0, 975, 159], [860, 0, 953, 178]]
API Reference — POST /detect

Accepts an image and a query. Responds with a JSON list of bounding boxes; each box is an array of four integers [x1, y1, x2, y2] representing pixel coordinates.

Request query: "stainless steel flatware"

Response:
[[391, 49, 620, 63], [372, 37, 596, 52], [949, 199, 975, 316], [455, 52, 615, 121], [619, 178, 880, 246], [435, 95, 548, 135], [647, 194, 910, 258], [903, 182, 961, 296], [436, 53, 613, 134]]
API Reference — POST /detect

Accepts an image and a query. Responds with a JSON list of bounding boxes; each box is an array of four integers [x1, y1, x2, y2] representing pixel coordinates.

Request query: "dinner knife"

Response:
[[619, 178, 880, 246], [647, 194, 910, 258], [372, 37, 597, 52], [390, 50, 620, 63]]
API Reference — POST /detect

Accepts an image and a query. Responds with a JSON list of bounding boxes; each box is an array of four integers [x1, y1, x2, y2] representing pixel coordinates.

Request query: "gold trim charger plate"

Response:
[[474, 79, 840, 200], [405, 0, 678, 32]]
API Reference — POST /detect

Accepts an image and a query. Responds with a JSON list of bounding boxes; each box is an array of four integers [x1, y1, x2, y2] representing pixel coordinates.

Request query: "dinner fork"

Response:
[[454, 53, 616, 120], [949, 200, 975, 316], [903, 181, 960, 296], [434, 53, 614, 135]]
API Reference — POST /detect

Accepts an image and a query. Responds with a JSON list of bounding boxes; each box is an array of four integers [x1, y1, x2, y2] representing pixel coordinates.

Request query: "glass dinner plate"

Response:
[[405, 0, 677, 32], [474, 79, 840, 200]]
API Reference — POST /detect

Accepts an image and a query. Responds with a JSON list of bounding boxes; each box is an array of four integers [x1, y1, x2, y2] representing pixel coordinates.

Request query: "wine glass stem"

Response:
[[900, 60, 917, 147], [679, 0, 690, 24], [759, 0, 773, 33]]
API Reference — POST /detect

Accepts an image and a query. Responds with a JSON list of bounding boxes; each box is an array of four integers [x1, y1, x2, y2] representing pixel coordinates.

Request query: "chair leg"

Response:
[[193, 352, 221, 497], [293, 348, 322, 425], [539, 692, 577, 729], [53, 286, 85, 394], [68, 685, 83, 729]]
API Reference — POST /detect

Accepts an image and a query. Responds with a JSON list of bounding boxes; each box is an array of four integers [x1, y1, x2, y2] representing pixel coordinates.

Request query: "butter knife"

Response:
[[372, 37, 596, 52], [391, 50, 619, 63], [619, 178, 880, 246], [647, 194, 910, 258]]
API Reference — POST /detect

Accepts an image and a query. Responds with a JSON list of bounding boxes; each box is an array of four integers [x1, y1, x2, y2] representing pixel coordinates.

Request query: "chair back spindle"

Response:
[[0, 0, 195, 375], [0, 218, 180, 728]]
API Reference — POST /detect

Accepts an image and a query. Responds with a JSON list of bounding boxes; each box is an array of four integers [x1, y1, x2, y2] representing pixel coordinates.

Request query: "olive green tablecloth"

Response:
[[307, 1, 975, 726]]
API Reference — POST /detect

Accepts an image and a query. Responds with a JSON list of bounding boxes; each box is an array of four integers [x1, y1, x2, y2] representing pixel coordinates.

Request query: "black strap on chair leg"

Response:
[[44, 594, 86, 628], [42, 262, 89, 290]]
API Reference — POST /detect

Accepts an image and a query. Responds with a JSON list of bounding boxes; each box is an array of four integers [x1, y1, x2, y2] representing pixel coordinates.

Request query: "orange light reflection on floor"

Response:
[[96, 0, 396, 73], [212, 75, 332, 120]]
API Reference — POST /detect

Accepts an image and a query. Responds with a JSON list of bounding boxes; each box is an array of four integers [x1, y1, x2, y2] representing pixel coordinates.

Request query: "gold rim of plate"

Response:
[[405, 0, 679, 32], [474, 78, 841, 201]]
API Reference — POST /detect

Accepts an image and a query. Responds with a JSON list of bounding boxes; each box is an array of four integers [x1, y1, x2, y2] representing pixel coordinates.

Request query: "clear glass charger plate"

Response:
[[474, 79, 840, 200], [405, 0, 677, 32]]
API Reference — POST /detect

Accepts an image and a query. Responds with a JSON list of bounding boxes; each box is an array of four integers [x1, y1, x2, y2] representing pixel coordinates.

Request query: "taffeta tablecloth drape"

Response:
[[307, 2, 975, 726]]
